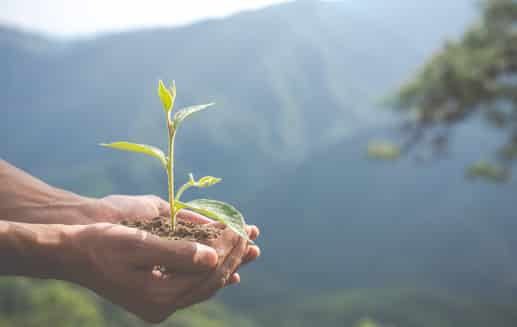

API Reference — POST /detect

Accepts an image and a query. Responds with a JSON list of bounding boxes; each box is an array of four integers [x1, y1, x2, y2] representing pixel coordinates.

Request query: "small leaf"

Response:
[[158, 80, 173, 113], [367, 140, 401, 160], [188, 173, 195, 183], [466, 160, 509, 183], [196, 175, 222, 188], [100, 142, 166, 167], [173, 103, 215, 129], [175, 174, 222, 201], [170, 80, 177, 106], [177, 199, 252, 243]]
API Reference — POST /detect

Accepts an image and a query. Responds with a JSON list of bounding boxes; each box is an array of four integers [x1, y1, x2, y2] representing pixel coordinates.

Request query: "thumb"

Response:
[[133, 233, 218, 273]]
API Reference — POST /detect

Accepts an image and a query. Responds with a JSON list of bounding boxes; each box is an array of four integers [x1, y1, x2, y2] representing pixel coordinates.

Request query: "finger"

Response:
[[228, 273, 240, 285], [175, 233, 247, 309], [246, 225, 260, 241], [144, 195, 170, 218], [148, 271, 206, 299], [133, 234, 218, 272], [176, 209, 214, 224], [242, 245, 261, 265]]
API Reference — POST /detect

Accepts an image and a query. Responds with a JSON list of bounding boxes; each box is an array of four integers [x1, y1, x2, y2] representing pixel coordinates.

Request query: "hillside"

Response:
[[5, 1, 514, 326], [256, 288, 517, 327], [1, 0, 474, 201], [233, 123, 517, 309]]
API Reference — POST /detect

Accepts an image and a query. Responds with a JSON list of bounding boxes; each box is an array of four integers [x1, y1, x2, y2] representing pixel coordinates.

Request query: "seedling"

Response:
[[101, 80, 251, 242]]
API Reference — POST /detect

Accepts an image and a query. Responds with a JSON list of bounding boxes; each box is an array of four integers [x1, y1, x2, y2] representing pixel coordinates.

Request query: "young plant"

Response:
[[100, 80, 251, 242]]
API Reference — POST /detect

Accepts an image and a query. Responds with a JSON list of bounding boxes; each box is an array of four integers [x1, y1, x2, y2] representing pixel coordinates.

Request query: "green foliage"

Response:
[[101, 81, 249, 239], [172, 103, 215, 130], [466, 160, 509, 182], [393, 0, 517, 179], [0, 278, 104, 327], [100, 142, 167, 168], [158, 80, 176, 114], [355, 318, 382, 327], [179, 199, 252, 243], [256, 288, 517, 327], [367, 141, 401, 160], [175, 173, 222, 201], [0, 278, 257, 327], [170, 302, 257, 327]]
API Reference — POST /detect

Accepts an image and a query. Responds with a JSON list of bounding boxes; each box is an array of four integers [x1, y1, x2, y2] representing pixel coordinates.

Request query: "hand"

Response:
[[97, 194, 261, 270], [66, 222, 250, 323]]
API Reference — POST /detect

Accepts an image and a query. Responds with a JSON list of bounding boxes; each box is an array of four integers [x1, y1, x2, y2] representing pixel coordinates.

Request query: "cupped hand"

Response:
[[96, 194, 261, 268], [66, 222, 250, 323]]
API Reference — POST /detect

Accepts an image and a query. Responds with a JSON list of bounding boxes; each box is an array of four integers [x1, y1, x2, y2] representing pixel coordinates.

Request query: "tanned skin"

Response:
[[0, 160, 260, 323]]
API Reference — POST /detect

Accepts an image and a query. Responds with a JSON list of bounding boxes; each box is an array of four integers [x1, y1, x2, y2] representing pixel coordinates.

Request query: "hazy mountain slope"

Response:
[[257, 288, 517, 327], [230, 122, 517, 309], [1, 0, 474, 200], [4, 2, 509, 325], [0, 277, 258, 327]]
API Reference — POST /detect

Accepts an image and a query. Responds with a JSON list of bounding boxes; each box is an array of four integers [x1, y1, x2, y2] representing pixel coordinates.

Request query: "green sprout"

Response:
[[100, 80, 251, 242], [367, 140, 401, 160], [466, 160, 509, 183]]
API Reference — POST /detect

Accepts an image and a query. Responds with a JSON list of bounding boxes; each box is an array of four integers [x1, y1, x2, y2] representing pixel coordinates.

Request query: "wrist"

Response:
[[0, 221, 83, 280]]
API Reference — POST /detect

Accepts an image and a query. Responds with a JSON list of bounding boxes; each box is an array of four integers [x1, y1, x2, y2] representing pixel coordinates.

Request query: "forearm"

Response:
[[0, 160, 115, 224], [0, 220, 77, 279]]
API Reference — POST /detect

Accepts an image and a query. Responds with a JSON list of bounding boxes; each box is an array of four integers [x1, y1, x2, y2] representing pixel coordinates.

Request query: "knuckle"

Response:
[[216, 276, 227, 289], [184, 242, 202, 264], [146, 194, 162, 202]]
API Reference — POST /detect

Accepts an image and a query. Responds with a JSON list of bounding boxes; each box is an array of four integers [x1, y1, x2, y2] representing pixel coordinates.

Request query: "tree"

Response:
[[391, 0, 517, 181]]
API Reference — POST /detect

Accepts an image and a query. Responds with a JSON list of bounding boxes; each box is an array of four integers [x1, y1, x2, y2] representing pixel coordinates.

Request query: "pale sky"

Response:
[[0, 0, 291, 37]]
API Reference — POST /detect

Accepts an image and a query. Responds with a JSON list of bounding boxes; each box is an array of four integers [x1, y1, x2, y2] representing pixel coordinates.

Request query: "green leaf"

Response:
[[158, 80, 174, 113], [172, 103, 215, 129], [175, 174, 222, 202], [177, 199, 252, 243], [169, 80, 177, 106], [466, 160, 509, 183], [100, 142, 167, 167], [367, 140, 401, 160], [194, 174, 222, 188]]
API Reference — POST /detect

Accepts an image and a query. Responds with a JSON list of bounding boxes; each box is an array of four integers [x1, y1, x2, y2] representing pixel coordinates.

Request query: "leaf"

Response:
[[169, 80, 177, 106], [466, 160, 509, 183], [172, 103, 215, 129], [100, 142, 166, 167], [158, 80, 173, 113], [194, 174, 222, 188], [177, 199, 252, 243], [175, 174, 222, 202], [367, 140, 401, 160]]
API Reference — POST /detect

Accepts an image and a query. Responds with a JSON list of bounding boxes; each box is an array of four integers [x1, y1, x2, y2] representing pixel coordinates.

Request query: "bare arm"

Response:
[[0, 219, 255, 323], [0, 160, 105, 224], [0, 159, 260, 322], [0, 220, 73, 278]]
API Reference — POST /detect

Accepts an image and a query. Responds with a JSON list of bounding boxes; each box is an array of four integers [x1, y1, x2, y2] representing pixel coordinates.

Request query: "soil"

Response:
[[120, 216, 222, 245]]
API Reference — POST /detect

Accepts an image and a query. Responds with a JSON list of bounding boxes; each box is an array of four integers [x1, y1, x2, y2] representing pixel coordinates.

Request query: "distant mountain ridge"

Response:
[[6, 1, 513, 324], [1, 0, 475, 176]]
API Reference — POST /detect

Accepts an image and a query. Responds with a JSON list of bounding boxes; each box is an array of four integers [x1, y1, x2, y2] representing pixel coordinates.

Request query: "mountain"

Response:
[[1, 0, 475, 201], [5, 1, 513, 326], [256, 288, 517, 327], [234, 122, 517, 309], [0, 277, 258, 327]]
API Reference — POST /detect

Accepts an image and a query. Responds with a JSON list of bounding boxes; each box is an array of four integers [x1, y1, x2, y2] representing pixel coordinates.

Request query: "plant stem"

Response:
[[175, 183, 190, 202], [167, 126, 176, 231]]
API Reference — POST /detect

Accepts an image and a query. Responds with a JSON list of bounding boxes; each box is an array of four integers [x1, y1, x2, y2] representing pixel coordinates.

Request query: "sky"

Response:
[[0, 0, 291, 37]]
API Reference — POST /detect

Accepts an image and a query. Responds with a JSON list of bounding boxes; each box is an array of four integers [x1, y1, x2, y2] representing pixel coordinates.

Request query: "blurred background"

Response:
[[2, 0, 517, 326]]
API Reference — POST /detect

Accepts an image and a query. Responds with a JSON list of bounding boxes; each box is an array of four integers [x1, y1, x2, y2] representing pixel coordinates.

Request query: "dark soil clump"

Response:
[[121, 216, 222, 244]]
